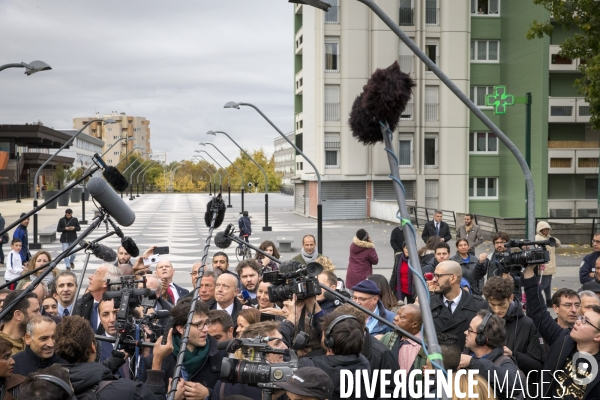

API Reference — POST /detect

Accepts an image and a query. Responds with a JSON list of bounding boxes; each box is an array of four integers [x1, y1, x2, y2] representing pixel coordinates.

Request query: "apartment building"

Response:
[[273, 132, 296, 192], [73, 112, 152, 166], [55, 129, 104, 167], [294, 0, 597, 221]]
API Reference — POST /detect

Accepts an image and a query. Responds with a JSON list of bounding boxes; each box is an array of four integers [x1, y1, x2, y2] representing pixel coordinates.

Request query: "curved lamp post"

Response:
[[129, 155, 153, 200], [200, 142, 245, 214], [194, 154, 222, 190], [0, 60, 52, 75], [135, 159, 156, 196], [141, 161, 161, 194], [31, 117, 116, 249], [193, 156, 217, 195], [195, 150, 231, 207]]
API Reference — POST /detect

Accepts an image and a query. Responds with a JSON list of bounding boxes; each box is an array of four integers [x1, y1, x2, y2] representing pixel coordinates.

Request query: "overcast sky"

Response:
[[0, 0, 294, 163]]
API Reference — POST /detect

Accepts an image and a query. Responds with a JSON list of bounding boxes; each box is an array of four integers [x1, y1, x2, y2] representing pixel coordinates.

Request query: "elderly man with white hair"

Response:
[[74, 263, 122, 334]]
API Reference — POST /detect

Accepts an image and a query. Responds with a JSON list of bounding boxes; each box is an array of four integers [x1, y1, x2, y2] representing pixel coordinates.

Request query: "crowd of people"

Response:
[[0, 208, 597, 400]]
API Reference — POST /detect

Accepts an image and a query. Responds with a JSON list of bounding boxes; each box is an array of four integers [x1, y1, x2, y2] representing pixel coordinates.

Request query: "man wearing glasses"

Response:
[[142, 299, 226, 397], [580, 233, 600, 284], [350, 280, 395, 336], [430, 261, 488, 348], [475, 231, 522, 298], [524, 263, 600, 399], [551, 288, 581, 329]]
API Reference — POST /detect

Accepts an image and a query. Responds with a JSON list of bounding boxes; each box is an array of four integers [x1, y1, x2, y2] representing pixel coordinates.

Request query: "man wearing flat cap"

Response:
[[275, 367, 334, 400], [351, 280, 395, 335]]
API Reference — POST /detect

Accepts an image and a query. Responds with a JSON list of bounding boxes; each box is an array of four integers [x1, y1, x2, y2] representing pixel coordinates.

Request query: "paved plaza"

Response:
[[0, 192, 591, 296]]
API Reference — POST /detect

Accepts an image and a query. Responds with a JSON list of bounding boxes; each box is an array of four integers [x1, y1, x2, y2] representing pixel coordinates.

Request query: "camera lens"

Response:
[[237, 361, 272, 385]]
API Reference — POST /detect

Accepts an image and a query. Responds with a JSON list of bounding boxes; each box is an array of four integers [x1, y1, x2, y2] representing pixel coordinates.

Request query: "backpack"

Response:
[[492, 355, 526, 400], [76, 380, 113, 400]]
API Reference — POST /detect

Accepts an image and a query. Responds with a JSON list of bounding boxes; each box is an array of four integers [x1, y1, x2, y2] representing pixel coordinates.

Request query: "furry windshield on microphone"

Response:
[[103, 166, 129, 192], [349, 61, 416, 145], [204, 194, 226, 229], [214, 231, 233, 249]]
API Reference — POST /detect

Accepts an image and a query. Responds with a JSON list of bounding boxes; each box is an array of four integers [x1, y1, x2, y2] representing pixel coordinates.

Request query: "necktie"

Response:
[[167, 286, 175, 304], [63, 308, 70, 317], [436, 223, 440, 236], [446, 300, 453, 313], [90, 302, 99, 330]]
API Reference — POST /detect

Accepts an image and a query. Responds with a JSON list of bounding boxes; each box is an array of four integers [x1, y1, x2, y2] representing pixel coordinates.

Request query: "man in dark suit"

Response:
[[421, 210, 452, 243], [156, 260, 189, 304], [429, 260, 488, 348], [74, 264, 123, 335], [98, 298, 131, 379], [210, 273, 243, 334]]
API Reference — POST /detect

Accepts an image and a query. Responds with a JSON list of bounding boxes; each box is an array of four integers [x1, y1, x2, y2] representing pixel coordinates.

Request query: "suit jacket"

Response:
[[99, 340, 128, 379], [210, 298, 243, 335], [172, 283, 189, 303], [430, 289, 488, 349], [73, 292, 105, 335], [421, 220, 452, 243]]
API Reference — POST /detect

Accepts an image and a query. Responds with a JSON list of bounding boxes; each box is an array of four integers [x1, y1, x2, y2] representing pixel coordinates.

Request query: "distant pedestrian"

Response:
[[238, 211, 252, 250], [346, 229, 379, 288], [0, 212, 5, 266], [456, 213, 483, 255], [536, 221, 561, 308], [5, 239, 24, 290], [390, 226, 405, 254], [390, 244, 414, 303], [57, 209, 81, 270], [13, 213, 30, 263], [421, 210, 452, 243]]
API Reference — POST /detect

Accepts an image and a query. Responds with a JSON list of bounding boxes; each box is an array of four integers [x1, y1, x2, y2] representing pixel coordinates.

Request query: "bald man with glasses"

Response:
[[429, 260, 488, 349]]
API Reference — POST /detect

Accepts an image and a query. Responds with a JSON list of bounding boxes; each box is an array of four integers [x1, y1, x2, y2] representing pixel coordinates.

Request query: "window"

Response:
[[325, 0, 339, 24], [471, 0, 500, 15], [469, 132, 497, 153], [325, 133, 340, 169], [424, 134, 437, 168], [470, 40, 499, 62], [398, 134, 413, 168], [425, 0, 438, 26], [399, 40, 414, 75], [585, 178, 598, 199], [425, 40, 439, 72], [325, 37, 340, 72], [324, 85, 340, 121], [425, 180, 438, 209], [425, 86, 438, 121], [470, 86, 494, 108], [469, 178, 498, 198], [399, 0, 413, 26]]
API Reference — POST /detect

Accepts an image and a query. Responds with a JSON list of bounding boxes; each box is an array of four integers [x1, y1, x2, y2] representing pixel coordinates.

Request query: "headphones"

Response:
[[475, 312, 493, 347], [30, 374, 76, 400], [324, 315, 359, 349]]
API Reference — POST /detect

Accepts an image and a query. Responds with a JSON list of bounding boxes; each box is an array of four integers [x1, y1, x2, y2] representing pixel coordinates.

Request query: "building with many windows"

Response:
[[54, 129, 104, 168], [293, 0, 598, 221]]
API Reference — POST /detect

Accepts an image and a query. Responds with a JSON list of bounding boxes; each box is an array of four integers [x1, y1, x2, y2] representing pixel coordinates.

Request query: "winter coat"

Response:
[[238, 216, 251, 235], [346, 236, 378, 288], [390, 226, 405, 253], [362, 331, 399, 397], [291, 253, 323, 266], [475, 251, 522, 299], [467, 346, 523, 399], [524, 275, 600, 398], [57, 215, 81, 243], [12, 345, 66, 376], [456, 223, 484, 250], [390, 252, 413, 298], [535, 221, 561, 275], [310, 354, 371, 400], [421, 220, 452, 243], [502, 300, 546, 376], [580, 251, 600, 284], [370, 300, 396, 336], [0, 374, 25, 400], [430, 289, 488, 349], [67, 361, 165, 400], [450, 253, 484, 296], [13, 224, 29, 263], [419, 250, 435, 266]]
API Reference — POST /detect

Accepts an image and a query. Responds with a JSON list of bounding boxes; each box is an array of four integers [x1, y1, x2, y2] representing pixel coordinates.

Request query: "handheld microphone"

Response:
[[214, 231, 233, 249], [93, 153, 129, 192], [146, 310, 171, 320], [424, 272, 434, 281], [87, 177, 136, 227], [107, 218, 140, 257], [204, 194, 226, 229], [80, 241, 117, 262], [349, 61, 415, 144]]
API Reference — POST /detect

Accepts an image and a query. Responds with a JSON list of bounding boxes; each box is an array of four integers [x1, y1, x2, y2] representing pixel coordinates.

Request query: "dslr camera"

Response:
[[262, 261, 323, 303], [220, 337, 299, 389], [496, 237, 556, 273]]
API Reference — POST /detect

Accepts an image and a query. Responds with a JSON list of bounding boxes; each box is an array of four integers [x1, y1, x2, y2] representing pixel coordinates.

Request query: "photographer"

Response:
[[54, 316, 168, 399], [274, 367, 334, 400], [142, 298, 226, 397], [475, 232, 522, 298]]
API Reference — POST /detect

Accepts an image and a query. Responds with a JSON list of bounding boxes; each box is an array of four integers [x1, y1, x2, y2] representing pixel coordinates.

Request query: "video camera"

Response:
[[496, 237, 556, 273], [262, 261, 323, 303], [219, 337, 299, 389], [101, 275, 165, 354]]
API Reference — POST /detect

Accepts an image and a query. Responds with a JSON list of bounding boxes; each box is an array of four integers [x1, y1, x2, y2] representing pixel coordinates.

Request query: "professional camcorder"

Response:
[[262, 260, 323, 303], [220, 337, 299, 389], [496, 237, 556, 273]]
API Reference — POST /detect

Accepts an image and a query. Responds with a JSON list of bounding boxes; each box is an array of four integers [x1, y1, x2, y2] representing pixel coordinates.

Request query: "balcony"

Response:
[[548, 200, 598, 218], [399, 7, 414, 26], [295, 113, 304, 133], [400, 101, 414, 121], [399, 55, 414, 75], [549, 148, 599, 174], [295, 70, 303, 95], [324, 103, 340, 121], [295, 28, 303, 55], [426, 7, 439, 26], [325, 6, 339, 24], [425, 103, 438, 121], [548, 97, 590, 123], [549, 45, 580, 72]]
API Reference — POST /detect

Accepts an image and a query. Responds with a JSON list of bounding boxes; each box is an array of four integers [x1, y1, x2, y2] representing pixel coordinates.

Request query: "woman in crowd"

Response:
[[254, 240, 280, 272], [0, 337, 24, 400], [450, 238, 483, 296], [42, 295, 59, 316], [389, 244, 415, 304], [418, 236, 440, 266], [346, 229, 379, 288], [368, 274, 397, 309], [236, 308, 261, 337], [17, 250, 57, 290], [255, 281, 286, 317]]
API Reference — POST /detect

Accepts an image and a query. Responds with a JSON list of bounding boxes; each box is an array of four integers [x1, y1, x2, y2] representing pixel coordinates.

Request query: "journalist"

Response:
[[475, 231, 522, 298]]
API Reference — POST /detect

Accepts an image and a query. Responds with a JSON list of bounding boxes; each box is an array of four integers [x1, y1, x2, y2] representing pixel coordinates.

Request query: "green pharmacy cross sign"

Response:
[[485, 85, 515, 114]]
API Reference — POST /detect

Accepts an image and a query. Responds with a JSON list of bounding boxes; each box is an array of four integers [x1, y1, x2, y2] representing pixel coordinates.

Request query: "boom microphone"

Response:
[[93, 153, 129, 192], [80, 241, 117, 262], [107, 218, 140, 257], [204, 194, 226, 228], [214, 231, 233, 249], [348, 61, 415, 144], [87, 177, 136, 227]]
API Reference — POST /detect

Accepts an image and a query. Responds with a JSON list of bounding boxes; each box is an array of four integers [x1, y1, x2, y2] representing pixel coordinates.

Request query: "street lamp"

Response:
[[195, 150, 232, 207], [129, 155, 153, 200], [0, 60, 52, 76], [136, 159, 157, 196], [194, 154, 222, 190], [199, 142, 245, 214], [141, 161, 161, 194], [31, 117, 116, 249], [193, 156, 217, 195]]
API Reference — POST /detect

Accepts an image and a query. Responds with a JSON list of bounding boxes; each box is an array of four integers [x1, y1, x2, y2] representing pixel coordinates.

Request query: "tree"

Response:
[[527, 0, 600, 129]]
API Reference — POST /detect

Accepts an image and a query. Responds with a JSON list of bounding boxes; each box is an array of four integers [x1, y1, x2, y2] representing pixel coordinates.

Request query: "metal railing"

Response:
[[425, 7, 439, 26], [407, 206, 457, 229], [324, 103, 340, 121], [550, 106, 573, 117], [0, 183, 30, 202], [398, 55, 414, 74], [400, 102, 414, 120], [325, 6, 339, 24], [399, 7, 413, 26], [425, 103, 439, 121]]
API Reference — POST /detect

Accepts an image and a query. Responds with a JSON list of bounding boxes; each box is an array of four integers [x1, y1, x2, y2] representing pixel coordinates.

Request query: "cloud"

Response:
[[0, 0, 294, 162]]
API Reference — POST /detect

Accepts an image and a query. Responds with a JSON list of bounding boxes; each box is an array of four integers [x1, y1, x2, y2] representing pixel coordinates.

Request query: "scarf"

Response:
[[301, 248, 318, 264], [172, 334, 210, 379]]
